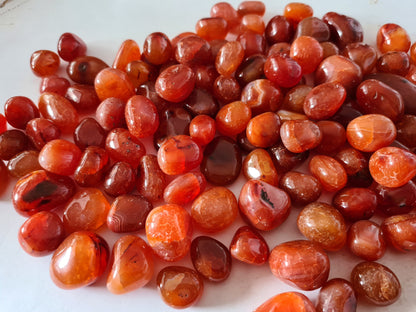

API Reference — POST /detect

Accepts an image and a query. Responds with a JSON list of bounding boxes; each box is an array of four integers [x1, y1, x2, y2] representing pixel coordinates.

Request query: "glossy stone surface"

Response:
[[200, 136, 242, 185], [136, 154, 167, 203], [191, 236, 231, 282], [12, 170, 75, 217], [269, 240, 330, 291], [4, 96, 40, 129], [107, 194, 152, 233], [146, 204, 192, 262], [30, 50, 60, 77], [246, 112, 281, 148], [143, 32, 172, 66], [50, 231, 109, 289], [243, 148, 279, 186], [164, 172, 206, 206], [74, 146, 109, 187], [239, 179, 291, 231], [0, 130, 32, 161], [191, 187, 238, 233], [279, 171, 322, 205], [57, 32, 87, 62], [280, 119, 322, 153], [65, 84, 100, 112], [322, 12, 363, 48], [94, 67, 135, 102], [241, 79, 282, 116], [268, 143, 309, 173], [103, 162, 136, 197], [25, 118, 61, 150], [39, 139, 82, 176], [382, 214, 416, 251], [255, 292, 316, 312], [125, 95, 159, 139], [7, 150, 42, 178], [112, 39, 141, 71], [230, 226, 269, 265], [309, 155, 348, 192], [67, 56, 109, 85], [316, 278, 357, 312], [216, 101, 251, 137], [73, 118, 106, 149], [371, 181, 416, 216], [333, 187, 377, 221], [95, 97, 126, 131], [107, 235, 154, 294]]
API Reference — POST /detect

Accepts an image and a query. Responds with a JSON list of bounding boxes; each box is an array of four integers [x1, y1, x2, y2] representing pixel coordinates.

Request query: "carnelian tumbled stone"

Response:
[[63, 188, 110, 233], [157, 266, 204, 309], [290, 35, 323, 74], [143, 32, 172, 66], [103, 162, 136, 197], [136, 154, 167, 203], [309, 155, 347, 192], [155, 64, 196, 103], [316, 278, 357, 312], [246, 112, 281, 148], [18, 211, 65, 257], [189, 115, 216, 146], [216, 41, 245, 77], [38, 92, 79, 134], [254, 292, 316, 312], [96, 97, 126, 131], [112, 39, 141, 71], [239, 179, 291, 231], [0, 130, 30, 161], [50, 231, 109, 289], [264, 54, 302, 89], [4, 96, 40, 129], [73, 146, 109, 187], [377, 23, 410, 53], [280, 119, 322, 153], [7, 150, 42, 178], [269, 240, 330, 291], [30, 50, 60, 77], [146, 204, 192, 262], [333, 187, 378, 221], [163, 172, 206, 206], [157, 135, 202, 175], [107, 235, 153, 294], [322, 12, 363, 49], [369, 146, 416, 187], [26, 118, 61, 150], [125, 95, 159, 139], [94, 67, 135, 102], [279, 171, 322, 205], [73, 118, 106, 150], [230, 226, 269, 265], [382, 213, 416, 251], [57, 32, 87, 62], [175, 35, 211, 66], [243, 148, 279, 186], [107, 194, 152, 233], [12, 170, 75, 217], [191, 236, 231, 282], [191, 187, 238, 233], [216, 101, 252, 137], [39, 139, 82, 176]]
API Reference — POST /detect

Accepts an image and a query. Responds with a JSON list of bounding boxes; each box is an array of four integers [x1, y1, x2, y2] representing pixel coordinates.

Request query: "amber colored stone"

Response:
[[297, 202, 347, 251], [280, 119, 322, 153], [331, 101, 362, 127], [215, 41, 244, 77], [67, 56, 109, 85], [265, 15, 293, 45], [279, 171, 322, 205], [65, 84, 100, 112], [382, 214, 416, 251], [315, 55, 362, 93], [103, 162, 136, 197], [4, 96, 39, 129], [290, 36, 323, 75], [26, 118, 61, 150], [107, 194, 152, 233], [105, 128, 146, 168], [73, 118, 106, 150], [276, 110, 308, 122], [184, 88, 218, 118], [164, 172, 206, 206], [143, 32, 172, 66], [0, 160, 8, 195], [126, 60, 157, 88], [347, 220, 386, 261], [136, 154, 166, 203], [264, 54, 302, 89], [30, 50, 60, 77], [153, 106, 192, 150], [268, 143, 309, 173], [157, 135, 202, 175], [175, 35, 211, 66], [189, 115, 216, 146], [335, 147, 367, 176], [396, 115, 416, 149], [38, 92, 79, 134], [146, 204, 192, 262], [155, 64, 196, 103], [245, 112, 281, 149], [239, 179, 291, 231], [333, 187, 378, 221], [351, 261, 401, 306], [235, 54, 266, 87], [192, 65, 219, 93], [38, 139, 81, 176], [12, 170, 75, 217], [191, 186, 238, 233], [95, 97, 126, 131], [201, 136, 242, 185], [377, 51, 410, 76], [281, 85, 310, 114], [369, 146, 416, 188], [216, 101, 252, 137], [309, 155, 347, 192], [316, 278, 357, 312], [241, 14, 265, 34], [377, 23, 410, 53], [7, 150, 42, 178], [343, 42, 377, 75], [157, 266, 204, 309], [255, 292, 316, 312], [320, 41, 340, 58], [294, 16, 330, 42], [125, 95, 159, 139], [304, 82, 346, 120], [322, 12, 363, 49], [241, 79, 282, 116], [74, 146, 109, 187], [284, 2, 313, 28], [18, 211, 65, 257], [212, 75, 241, 104], [0, 130, 29, 161], [243, 148, 279, 186], [57, 32, 87, 62], [107, 235, 153, 294], [112, 39, 141, 71], [315, 120, 346, 155], [230, 226, 269, 265], [191, 236, 231, 282], [269, 240, 330, 291], [50, 231, 109, 289], [0, 113, 7, 135], [94, 67, 135, 102], [238, 1, 265, 16], [63, 188, 110, 233]]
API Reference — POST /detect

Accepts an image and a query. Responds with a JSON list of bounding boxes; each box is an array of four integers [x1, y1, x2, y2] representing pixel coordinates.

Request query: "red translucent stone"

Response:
[[39, 139, 82, 176], [269, 240, 330, 291], [239, 179, 291, 231], [246, 112, 281, 148], [279, 171, 322, 205], [26, 118, 61, 150], [73, 118, 106, 150], [255, 292, 316, 312], [241, 79, 282, 116], [284, 2, 313, 28], [175, 35, 211, 66], [145, 204, 192, 262], [264, 54, 302, 88], [316, 278, 357, 312], [95, 97, 126, 131], [238, 1, 265, 16], [216, 41, 244, 77], [0, 130, 30, 160], [40, 75, 70, 96], [136, 154, 167, 203], [57, 32, 87, 62], [382, 213, 416, 251], [315, 120, 346, 155], [243, 148, 279, 186], [18, 211, 65, 257], [65, 84, 100, 112], [343, 42, 377, 75], [4, 96, 40, 129], [67, 56, 109, 85], [107, 235, 154, 294], [0, 113, 7, 134], [230, 226, 269, 265], [112, 39, 141, 71], [125, 95, 159, 139], [322, 12, 363, 49], [50, 231, 109, 289], [94, 67, 135, 102], [290, 35, 323, 74], [211, 2, 240, 27], [103, 161, 136, 197], [371, 181, 416, 216], [164, 172, 206, 206], [216, 101, 252, 137], [195, 17, 228, 41], [74, 146, 109, 187], [377, 23, 410, 53], [143, 32, 173, 66], [309, 155, 348, 192], [265, 15, 293, 45], [280, 119, 322, 153], [333, 187, 377, 221], [30, 50, 60, 77], [212, 75, 241, 104], [189, 115, 216, 146], [7, 150, 42, 178]]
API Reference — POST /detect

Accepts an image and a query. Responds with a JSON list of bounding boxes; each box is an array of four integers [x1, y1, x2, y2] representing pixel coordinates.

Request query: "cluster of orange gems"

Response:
[[4, 1, 416, 310]]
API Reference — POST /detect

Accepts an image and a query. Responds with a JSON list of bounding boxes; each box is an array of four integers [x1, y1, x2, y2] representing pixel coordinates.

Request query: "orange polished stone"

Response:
[[255, 292, 316, 312], [50, 231, 109, 289], [94, 67, 135, 102], [216, 101, 252, 137], [246, 112, 281, 148], [39, 139, 82, 176], [163, 172, 206, 206], [230, 226, 269, 265], [280, 119, 322, 153], [112, 39, 141, 71], [145, 204, 192, 262], [309, 155, 347, 192], [216, 41, 245, 77], [125, 95, 159, 138], [243, 148, 279, 186], [107, 235, 154, 294]]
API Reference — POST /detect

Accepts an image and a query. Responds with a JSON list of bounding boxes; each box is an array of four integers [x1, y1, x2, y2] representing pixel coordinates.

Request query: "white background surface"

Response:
[[1, 0, 416, 311]]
